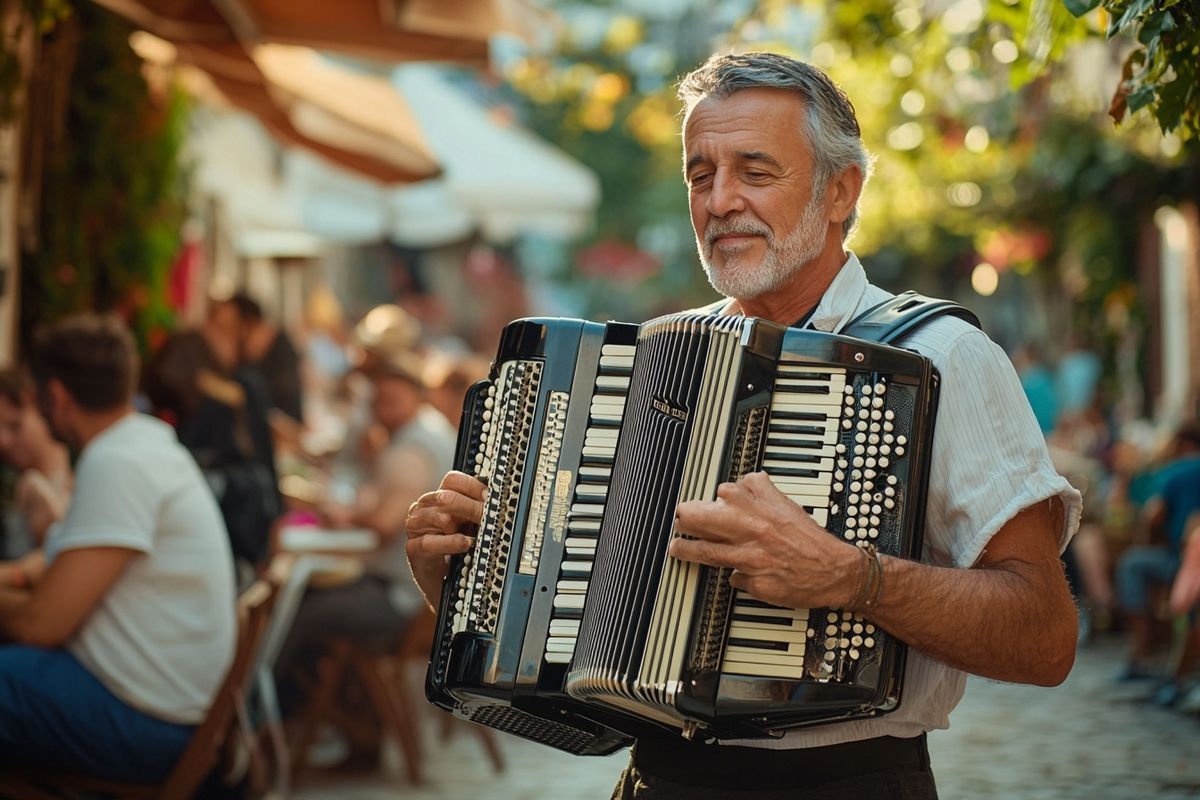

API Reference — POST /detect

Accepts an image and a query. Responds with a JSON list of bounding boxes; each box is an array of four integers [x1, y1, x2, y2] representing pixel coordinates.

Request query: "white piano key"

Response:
[[590, 397, 627, 410], [553, 593, 586, 610], [720, 660, 805, 678], [601, 344, 637, 357], [595, 375, 631, 390], [761, 457, 835, 472], [599, 354, 635, 369], [726, 625, 809, 643], [771, 393, 844, 409], [724, 644, 805, 661], [763, 470, 833, 487], [579, 465, 612, 480], [544, 651, 572, 664], [549, 619, 581, 635], [556, 579, 589, 593], [546, 638, 577, 653], [732, 603, 801, 618]]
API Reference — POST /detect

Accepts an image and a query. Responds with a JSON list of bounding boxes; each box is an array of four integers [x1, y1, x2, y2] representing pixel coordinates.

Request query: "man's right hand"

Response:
[[405, 471, 486, 612]]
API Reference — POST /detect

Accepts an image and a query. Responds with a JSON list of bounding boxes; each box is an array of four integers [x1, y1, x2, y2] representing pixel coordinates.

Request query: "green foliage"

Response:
[[504, 0, 1192, 408], [1062, 0, 1200, 137], [20, 2, 186, 350], [0, 0, 72, 123]]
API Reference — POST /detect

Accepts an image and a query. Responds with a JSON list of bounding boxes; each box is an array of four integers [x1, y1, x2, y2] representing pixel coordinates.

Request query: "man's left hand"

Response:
[[671, 471, 861, 610]]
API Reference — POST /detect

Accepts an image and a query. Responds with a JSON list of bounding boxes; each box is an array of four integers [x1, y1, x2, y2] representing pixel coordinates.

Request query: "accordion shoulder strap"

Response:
[[841, 291, 981, 346]]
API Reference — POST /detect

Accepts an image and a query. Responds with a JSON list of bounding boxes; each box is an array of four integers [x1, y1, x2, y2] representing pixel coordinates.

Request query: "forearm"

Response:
[[0, 587, 38, 644], [864, 551, 1077, 686]]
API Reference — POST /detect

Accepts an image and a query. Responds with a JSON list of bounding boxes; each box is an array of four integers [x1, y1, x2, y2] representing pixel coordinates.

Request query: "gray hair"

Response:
[[678, 52, 875, 240]]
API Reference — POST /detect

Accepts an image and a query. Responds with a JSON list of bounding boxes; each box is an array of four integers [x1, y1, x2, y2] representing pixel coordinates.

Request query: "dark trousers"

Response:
[[611, 734, 938, 799], [273, 574, 411, 716]]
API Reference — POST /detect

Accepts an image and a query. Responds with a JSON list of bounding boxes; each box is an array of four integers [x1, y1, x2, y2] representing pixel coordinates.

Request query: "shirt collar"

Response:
[[804, 251, 868, 333], [711, 251, 869, 331]]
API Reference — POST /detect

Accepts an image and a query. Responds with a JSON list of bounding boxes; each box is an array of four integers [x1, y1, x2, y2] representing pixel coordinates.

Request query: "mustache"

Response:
[[705, 216, 771, 247]]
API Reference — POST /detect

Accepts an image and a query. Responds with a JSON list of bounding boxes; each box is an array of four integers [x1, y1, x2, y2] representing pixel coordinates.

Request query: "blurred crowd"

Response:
[[1012, 341, 1200, 715], [0, 290, 492, 792], [1, 291, 1198, 792]]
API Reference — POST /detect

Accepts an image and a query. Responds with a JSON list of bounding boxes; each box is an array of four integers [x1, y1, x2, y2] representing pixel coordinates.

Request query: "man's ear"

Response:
[[43, 379, 71, 418], [826, 164, 864, 227]]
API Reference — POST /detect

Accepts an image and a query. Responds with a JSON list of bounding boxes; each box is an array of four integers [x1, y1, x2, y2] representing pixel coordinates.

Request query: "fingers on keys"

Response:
[[406, 471, 487, 538], [407, 531, 474, 557]]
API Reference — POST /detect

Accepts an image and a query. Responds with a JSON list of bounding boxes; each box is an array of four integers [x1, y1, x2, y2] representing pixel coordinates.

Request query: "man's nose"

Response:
[[706, 171, 745, 218]]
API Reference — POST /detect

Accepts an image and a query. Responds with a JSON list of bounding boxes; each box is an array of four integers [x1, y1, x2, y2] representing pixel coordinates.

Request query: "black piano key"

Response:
[[731, 613, 796, 627], [768, 422, 831, 436], [761, 449, 827, 463], [727, 637, 791, 652], [762, 466, 824, 479], [765, 435, 831, 450], [767, 410, 833, 422]]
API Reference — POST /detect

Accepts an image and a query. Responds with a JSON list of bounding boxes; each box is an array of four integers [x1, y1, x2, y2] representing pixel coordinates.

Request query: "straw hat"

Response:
[[352, 304, 421, 356]]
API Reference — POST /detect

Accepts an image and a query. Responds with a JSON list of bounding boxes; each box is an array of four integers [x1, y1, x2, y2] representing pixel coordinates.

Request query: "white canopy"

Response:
[[190, 60, 599, 252], [389, 64, 600, 244]]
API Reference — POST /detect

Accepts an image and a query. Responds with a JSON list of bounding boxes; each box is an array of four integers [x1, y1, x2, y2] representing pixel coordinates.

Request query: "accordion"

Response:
[[426, 311, 942, 753]]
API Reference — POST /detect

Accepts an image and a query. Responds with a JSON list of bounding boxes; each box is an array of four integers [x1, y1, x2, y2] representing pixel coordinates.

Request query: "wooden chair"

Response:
[[288, 611, 503, 786], [1, 576, 281, 800]]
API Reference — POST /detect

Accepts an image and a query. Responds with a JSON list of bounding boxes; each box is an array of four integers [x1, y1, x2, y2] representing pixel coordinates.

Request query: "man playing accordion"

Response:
[[407, 52, 1081, 799]]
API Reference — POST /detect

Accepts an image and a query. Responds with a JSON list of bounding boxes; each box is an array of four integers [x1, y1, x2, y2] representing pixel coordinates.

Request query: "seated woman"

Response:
[[0, 368, 73, 587], [144, 329, 281, 571]]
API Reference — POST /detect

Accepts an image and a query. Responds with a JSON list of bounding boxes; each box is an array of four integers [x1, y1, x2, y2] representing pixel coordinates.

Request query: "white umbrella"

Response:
[[390, 64, 600, 243]]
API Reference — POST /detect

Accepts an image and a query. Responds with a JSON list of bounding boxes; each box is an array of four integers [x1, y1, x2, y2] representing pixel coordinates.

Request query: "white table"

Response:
[[250, 527, 381, 795]]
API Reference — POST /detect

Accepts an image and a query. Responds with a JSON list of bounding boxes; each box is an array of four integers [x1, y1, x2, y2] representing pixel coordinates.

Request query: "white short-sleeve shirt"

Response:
[[724, 253, 1083, 748], [45, 413, 237, 725]]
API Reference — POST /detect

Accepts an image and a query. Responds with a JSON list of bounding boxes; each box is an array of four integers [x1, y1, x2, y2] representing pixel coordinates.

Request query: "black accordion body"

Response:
[[426, 311, 943, 753]]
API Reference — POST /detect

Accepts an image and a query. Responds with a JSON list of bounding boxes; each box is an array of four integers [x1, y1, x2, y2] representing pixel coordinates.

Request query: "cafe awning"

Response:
[[102, 0, 555, 183], [95, 0, 551, 65]]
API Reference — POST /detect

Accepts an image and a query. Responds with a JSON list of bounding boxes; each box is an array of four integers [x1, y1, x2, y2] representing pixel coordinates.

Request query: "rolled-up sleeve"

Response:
[[921, 329, 1082, 568]]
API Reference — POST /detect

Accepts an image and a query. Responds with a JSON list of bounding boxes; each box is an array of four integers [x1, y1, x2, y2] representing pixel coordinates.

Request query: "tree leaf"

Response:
[[1125, 84, 1157, 113], [1063, 0, 1102, 16], [1137, 9, 1176, 45]]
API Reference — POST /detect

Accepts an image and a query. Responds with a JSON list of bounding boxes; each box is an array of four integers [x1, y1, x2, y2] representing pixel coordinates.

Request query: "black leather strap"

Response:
[[841, 290, 980, 346]]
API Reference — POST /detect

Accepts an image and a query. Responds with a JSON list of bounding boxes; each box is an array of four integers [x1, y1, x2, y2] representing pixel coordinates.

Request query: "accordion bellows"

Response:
[[426, 313, 941, 754]]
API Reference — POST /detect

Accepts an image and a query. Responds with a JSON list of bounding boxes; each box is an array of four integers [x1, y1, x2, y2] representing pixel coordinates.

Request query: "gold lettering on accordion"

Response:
[[548, 469, 573, 543], [651, 396, 688, 422]]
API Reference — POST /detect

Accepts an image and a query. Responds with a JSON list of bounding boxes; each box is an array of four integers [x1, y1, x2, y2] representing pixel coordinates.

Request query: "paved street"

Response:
[[295, 637, 1200, 799]]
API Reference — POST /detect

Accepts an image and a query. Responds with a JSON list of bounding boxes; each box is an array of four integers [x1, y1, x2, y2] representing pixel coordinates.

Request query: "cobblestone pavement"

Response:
[[295, 637, 1200, 799]]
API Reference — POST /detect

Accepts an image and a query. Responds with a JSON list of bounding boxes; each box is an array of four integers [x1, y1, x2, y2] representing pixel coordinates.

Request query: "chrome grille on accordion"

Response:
[[426, 312, 940, 751]]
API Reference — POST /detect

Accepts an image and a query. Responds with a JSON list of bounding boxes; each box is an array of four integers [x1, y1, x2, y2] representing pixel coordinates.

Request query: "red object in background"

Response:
[[168, 239, 202, 312], [576, 239, 661, 282]]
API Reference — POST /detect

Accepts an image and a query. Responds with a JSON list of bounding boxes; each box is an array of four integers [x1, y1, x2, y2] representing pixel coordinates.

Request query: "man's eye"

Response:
[[689, 173, 712, 186]]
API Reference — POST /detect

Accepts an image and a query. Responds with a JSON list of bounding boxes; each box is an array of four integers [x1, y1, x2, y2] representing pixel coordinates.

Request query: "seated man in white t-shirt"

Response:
[[0, 314, 237, 783]]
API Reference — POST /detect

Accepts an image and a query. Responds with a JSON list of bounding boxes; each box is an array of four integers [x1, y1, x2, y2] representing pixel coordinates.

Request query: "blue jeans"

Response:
[[0, 645, 194, 783], [1115, 546, 1180, 612]]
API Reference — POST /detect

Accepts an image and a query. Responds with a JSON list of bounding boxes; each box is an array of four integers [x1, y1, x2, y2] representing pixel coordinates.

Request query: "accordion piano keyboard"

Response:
[[544, 343, 636, 665]]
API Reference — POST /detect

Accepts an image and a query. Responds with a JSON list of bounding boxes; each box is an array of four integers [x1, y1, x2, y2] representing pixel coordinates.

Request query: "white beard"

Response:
[[697, 196, 826, 300]]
